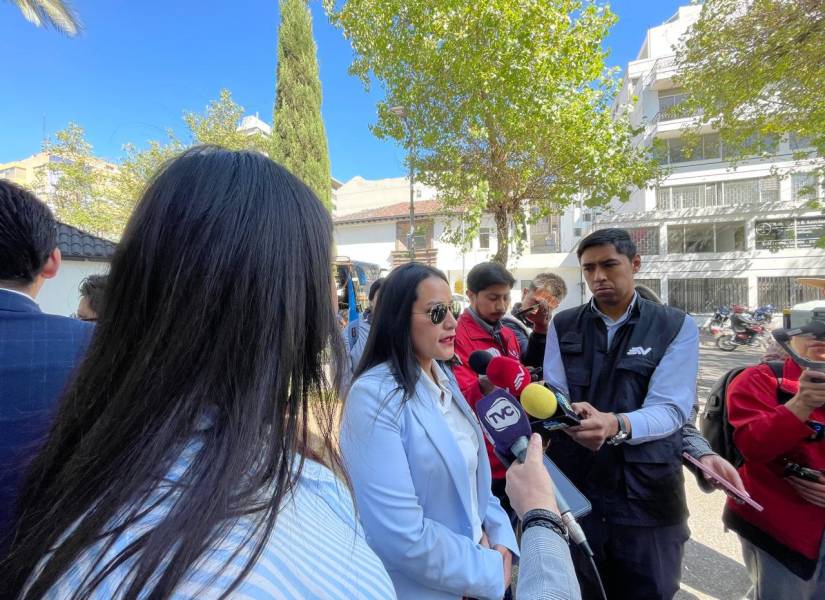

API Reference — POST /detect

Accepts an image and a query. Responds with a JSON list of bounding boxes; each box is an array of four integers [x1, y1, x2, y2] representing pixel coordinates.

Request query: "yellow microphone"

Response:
[[521, 383, 558, 419]]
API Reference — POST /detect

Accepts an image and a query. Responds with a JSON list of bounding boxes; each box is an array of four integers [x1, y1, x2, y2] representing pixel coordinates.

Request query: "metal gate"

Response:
[[667, 278, 748, 313], [757, 276, 825, 309]]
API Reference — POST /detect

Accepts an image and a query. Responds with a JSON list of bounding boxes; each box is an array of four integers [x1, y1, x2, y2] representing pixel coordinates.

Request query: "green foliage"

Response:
[[676, 0, 825, 174], [184, 89, 267, 152], [325, 0, 659, 264], [36, 123, 117, 238], [272, 0, 332, 209]]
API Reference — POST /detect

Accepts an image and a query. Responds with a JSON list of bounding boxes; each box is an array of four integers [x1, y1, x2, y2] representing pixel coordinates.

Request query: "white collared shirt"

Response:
[[421, 364, 483, 543], [0, 287, 38, 306]]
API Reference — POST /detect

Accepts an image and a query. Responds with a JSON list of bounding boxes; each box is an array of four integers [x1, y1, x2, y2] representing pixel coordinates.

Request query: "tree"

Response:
[[184, 89, 267, 152], [676, 0, 825, 178], [8, 0, 81, 36], [36, 123, 118, 238], [325, 0, 658, 264], [272, 0, 332, 209]]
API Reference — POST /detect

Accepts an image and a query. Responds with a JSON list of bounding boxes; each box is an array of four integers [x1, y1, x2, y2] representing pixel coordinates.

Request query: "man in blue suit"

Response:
[[0, 180, 94, 544]]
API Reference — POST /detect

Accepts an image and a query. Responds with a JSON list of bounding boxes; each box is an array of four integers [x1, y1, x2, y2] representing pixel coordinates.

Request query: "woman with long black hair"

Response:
[[342, 263, 518, 600], [0, 147, 394, 599]]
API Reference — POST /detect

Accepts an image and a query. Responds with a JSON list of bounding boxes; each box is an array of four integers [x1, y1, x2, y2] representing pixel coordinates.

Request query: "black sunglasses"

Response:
[[415, 301, 460, 325]]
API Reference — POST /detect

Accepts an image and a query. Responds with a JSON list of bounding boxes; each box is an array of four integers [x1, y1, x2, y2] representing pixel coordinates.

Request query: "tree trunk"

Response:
[[492, 208, 510, 266]]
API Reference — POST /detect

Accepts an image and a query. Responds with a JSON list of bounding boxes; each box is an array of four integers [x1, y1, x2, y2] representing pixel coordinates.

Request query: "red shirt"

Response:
[[726, 359, 825, 560], [453, 310, 522, 480]]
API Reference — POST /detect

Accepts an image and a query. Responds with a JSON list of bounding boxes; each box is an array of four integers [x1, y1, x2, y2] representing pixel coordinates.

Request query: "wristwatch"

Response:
[[607, 413, 630, 446]]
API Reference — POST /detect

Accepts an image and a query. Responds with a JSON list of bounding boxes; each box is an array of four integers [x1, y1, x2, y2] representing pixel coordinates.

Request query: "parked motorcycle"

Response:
[[752, 304, 775, 324], [702, 305, 731, 337]]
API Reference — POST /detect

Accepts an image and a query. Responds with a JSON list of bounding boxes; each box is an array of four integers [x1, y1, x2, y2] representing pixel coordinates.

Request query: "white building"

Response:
[[600, 5, 825, 312], [332, 177, 590, 311]]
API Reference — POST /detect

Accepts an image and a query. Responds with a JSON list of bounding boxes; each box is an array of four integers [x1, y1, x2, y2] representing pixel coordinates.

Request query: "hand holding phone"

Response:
[[683, 452, 763, 511]]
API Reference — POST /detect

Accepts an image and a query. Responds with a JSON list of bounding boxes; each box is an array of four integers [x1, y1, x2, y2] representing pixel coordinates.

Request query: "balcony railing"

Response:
[[391, 247, 439, 267]]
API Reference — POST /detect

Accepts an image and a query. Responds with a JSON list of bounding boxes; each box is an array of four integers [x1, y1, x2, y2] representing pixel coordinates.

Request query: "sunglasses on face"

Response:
[[416, 301, 460, 325]]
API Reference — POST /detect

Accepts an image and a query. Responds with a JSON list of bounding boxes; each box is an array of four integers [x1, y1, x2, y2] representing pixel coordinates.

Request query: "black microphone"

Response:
[[473, 389, 593, 557], [468, 350, 494, 375]]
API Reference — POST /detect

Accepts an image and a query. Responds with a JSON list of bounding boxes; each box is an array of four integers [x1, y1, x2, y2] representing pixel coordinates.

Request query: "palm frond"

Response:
[[11, 0, 82, 36]]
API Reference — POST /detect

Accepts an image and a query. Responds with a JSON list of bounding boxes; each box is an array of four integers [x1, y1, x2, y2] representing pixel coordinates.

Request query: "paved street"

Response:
[[676, 337, 764, 600]]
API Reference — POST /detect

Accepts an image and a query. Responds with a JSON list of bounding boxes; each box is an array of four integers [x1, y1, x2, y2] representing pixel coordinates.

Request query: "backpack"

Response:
[[700, 361, 792, 468]]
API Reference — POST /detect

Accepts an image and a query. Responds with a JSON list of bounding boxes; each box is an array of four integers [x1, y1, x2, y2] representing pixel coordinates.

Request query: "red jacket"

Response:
[[452, 310, 522, 480], [726, 359, 825, 564]]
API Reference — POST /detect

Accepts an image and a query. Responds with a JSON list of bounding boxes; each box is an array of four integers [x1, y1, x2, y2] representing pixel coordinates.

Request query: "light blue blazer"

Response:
[[342, 361, 519, 600]]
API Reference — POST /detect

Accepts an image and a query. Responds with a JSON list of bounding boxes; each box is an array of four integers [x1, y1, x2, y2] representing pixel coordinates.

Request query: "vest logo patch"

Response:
[[627, 346, 653, 356]]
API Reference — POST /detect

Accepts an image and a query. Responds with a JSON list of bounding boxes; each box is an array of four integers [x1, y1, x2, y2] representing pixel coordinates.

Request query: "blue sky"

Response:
[[0, 1, 687, 181]]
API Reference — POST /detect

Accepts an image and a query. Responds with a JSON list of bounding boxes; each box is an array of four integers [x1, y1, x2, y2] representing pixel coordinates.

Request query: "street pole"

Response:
[[391, 106, 416, 262]]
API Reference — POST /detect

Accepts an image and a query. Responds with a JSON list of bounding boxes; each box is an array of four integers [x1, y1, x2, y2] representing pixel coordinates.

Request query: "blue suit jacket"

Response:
[[342, 361, 519, 600], [0, 289, 93, 542]]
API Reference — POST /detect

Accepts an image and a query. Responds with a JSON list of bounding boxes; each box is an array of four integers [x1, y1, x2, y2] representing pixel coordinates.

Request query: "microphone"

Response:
[[473, 389, 593, 557], [468, 350, 494, 375], [486, 356, 533, 397], [521, 383, 581, 430]]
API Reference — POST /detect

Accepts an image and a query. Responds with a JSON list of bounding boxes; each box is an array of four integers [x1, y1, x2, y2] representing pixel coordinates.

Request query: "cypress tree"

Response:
[[272, 0, 332, 209]]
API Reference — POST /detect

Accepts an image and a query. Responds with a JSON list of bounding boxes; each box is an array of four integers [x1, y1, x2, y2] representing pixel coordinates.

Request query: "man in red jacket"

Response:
[[453, 262, 522, 516], [726, 314, 825, 599]]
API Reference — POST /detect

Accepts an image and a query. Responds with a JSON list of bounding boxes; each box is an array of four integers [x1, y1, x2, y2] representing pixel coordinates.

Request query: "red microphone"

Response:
[[486, 356, 532, 398]]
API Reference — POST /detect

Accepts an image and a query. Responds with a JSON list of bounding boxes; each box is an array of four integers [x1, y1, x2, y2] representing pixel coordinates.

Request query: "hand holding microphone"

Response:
[[506, 433, 559, 519]]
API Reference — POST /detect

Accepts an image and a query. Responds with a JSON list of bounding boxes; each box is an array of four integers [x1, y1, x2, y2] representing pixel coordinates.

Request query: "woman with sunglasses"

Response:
[[342, 263, 518, 600]]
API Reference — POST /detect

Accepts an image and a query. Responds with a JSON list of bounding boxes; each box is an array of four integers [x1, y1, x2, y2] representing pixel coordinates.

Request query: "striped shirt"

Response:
[[36, 445, 395, 599]]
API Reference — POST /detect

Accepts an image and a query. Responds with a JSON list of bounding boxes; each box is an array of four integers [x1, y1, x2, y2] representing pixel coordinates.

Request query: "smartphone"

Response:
[[682, 452, 763, 512]]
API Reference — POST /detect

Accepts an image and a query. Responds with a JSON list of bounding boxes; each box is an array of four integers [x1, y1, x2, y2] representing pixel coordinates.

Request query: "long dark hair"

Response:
[[0, 146, 346, 598], [353, 262, 448, 400]]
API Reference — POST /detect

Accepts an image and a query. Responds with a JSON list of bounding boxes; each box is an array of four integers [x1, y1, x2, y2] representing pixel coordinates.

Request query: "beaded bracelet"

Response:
[[522, 509, 567, 539]]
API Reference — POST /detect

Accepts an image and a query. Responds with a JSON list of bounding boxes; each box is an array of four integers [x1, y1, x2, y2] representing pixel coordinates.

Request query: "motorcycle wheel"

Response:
[[717, 334, 737, 351]]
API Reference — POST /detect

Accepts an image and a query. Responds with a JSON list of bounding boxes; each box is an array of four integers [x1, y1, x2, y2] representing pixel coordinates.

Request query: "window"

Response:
[[792, 172, 819, 203], [755, 216, 825, 250], [635, 278, 661, 298], [530, 215, 561, 253], [755, 219, 795, 250], [656, 177, 780, 210], [657, 134, 723, 165], [478, 227, 491, 250], [668, 278, 748, 313], [625, 226, 659, 255], [759, 276, 825, 308], [789, 133, 814, 151], [657, 89, 692, 121], [396, 220, 432, 251], [667, 222, 745, 253]]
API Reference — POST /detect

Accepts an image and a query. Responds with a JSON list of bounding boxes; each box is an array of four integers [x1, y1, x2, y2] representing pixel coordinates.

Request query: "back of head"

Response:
[[577, 228, 637, 261], [0, 180, 57, 288], [3, 146, 344, 598], [466, 261, 515, 293], [354, 262, 447, 398], [78, 274, 108, 315], [530, 272, 567, 301], [368, 277, 385, 303]]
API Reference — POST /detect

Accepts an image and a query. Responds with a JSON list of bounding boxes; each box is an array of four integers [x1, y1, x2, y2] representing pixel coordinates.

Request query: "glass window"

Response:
[[667, 226, 685, 253], [656, 187, 671, 210], [756, 219, 795, 250], [723, 179, 760, 205], [790, 133, 814, 151], [797, 217, 825, 249], [715, 222, 746, 252], [792, 172, 818, 203], [479, 227, 491, 249], [683, 224, 715, 253], [668, 138, 687, 164], [703, 133, 721, 160], [672, 184, 704, 209], [760, 177, 780, 203]]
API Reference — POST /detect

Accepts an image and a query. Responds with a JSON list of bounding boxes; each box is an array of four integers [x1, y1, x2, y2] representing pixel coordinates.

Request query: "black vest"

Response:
[[549, 298, 688, 526]]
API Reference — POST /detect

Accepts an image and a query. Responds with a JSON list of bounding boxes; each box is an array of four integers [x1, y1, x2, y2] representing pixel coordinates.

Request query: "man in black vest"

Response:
[[543, 228, 699, 599]]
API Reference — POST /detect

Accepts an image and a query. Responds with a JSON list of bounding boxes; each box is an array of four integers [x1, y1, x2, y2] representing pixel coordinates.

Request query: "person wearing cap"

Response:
[[724, 301, 825, 599]]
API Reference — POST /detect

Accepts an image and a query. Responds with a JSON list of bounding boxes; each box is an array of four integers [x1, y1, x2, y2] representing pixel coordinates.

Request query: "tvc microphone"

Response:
[[473, 389, 593, 556]]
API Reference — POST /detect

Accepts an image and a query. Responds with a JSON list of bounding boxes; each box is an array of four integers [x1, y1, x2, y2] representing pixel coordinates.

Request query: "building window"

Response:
[[478, 227, 491, 250], [792, 172, 819, 203], [667, 222, 745, 253], [530, 215, 561, 253], [396, 220, 432, 251], [657, 89, 693, 121], [755, 216, 825, 250], [625, 227, 660, 255], [656, 134, 723, 165], [635, 278, 661, 298], [758, 276, 825, 308], [656, 177, 781, 210], [789, 133, 814, 152]]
